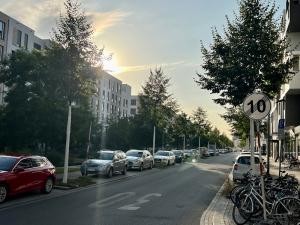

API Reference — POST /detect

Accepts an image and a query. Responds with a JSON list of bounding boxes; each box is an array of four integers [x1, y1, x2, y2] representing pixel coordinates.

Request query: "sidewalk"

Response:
[[200, 182, 235, 225], [200, 160, 300, 225]]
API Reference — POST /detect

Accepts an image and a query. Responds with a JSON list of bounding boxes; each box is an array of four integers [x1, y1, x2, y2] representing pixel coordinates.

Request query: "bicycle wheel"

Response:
[[274, 197, 300, 225], [232, 205, 252, 225], [230, 185, 244, 205]]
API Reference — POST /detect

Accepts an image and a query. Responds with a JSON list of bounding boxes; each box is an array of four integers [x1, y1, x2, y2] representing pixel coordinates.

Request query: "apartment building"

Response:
[[91, 69, 132, 124], [270, 0, 300, 159], [0, 11, 49, 105], [130, 95, 141, 116]]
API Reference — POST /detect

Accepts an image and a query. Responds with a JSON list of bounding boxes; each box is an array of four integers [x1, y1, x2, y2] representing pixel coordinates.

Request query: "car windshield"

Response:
[[0, 156, 18, 171], [98, 152, 114, 160], [172, 151, 181, 156], [126, 151, 143, 157], [156, 152, 169, 156]]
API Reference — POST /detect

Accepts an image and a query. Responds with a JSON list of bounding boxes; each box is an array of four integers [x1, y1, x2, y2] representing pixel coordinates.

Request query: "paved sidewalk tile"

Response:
[[200, 182, 235, 225]]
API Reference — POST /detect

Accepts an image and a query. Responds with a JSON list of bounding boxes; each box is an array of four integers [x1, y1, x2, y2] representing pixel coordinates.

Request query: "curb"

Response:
[[200, 181, 226, 225], [200, 178, 235, 225]]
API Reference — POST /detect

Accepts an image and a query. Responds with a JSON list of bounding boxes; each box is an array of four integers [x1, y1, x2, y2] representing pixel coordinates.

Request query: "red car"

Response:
[[0, 155, 56, 203]]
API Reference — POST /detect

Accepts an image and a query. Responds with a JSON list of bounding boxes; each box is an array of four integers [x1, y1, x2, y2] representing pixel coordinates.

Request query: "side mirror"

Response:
[[14, 166, 25, 173]]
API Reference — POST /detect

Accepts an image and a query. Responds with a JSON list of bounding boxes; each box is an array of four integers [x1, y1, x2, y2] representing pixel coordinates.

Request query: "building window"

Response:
[[13, 29, 22, 47], [107, 103, 109, 112], [24, 34, 28, 50], [0, 45, 3, 61], [109, 80, 111, 89], [131, 99, 137, 106], [0, 21, 5, 40], [130, 108, 137, 115], [33, 43, 41, 50], [102, 90, 105, 100]]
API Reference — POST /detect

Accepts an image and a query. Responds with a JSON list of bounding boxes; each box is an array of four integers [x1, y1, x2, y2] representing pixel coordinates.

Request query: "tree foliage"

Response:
[[197, 0, 293, 107]]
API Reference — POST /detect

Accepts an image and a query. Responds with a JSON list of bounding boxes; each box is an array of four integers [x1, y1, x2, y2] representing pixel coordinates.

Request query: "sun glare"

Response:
[[102, 57, 121, 74]]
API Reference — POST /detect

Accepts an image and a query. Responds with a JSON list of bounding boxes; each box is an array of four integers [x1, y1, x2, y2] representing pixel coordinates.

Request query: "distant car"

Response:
[[81, 150, 127, 178], [171, 150, 184, 163], [200, 147, 209, 157], [0, 155, 56, 203], [208, 149, 218, 156], [232, 154, 265, 182], [126, 150, 153, 171], [154, 151, 175, 166], [183, 149, 194, 158]]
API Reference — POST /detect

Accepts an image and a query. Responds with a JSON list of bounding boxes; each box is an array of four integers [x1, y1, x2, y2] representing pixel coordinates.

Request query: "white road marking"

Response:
[[118, 193, 162, 211], [89, 192, 136, 208]]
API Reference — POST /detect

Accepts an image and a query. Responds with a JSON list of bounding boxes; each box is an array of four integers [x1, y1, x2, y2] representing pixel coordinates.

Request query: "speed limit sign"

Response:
[[243, 93, 271, 120]]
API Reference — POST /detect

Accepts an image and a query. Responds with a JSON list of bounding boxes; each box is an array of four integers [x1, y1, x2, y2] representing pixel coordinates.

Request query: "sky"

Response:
[[0, 0, 286, 138]]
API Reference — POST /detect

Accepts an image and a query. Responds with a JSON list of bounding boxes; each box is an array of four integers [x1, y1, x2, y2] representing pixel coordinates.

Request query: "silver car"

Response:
[[126, 150, 154, 171], [80, 150, 127, 178], [154, 151, 176, 166]]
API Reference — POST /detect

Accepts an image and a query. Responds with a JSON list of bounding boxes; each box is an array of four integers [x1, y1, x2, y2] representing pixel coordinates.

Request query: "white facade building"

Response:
[[0, 11, 50, 105], [270, 0, 300, 159], [91, 69, 132, 124], [130, 95, 141, 116]]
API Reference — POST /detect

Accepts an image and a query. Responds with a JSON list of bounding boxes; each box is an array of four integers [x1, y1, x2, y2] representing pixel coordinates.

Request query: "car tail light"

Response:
[[234, 164, 238, 170]]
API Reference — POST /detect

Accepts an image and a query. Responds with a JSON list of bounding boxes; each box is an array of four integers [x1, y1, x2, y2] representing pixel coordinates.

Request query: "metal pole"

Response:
[[86, 121, 92, 159], [152, 126, 156, 156], [199, 136, 201, 156], [267, 115, 270, 175], [257, 122, 267, 220], [63, 103, 72, 184], [183, 135, 186, 150], [250, 119, 255, 172]]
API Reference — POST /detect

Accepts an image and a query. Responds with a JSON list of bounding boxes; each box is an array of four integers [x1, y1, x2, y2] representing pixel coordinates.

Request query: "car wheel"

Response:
[[81, 169, 88, 176], [139, 163, 143, 172], [122, 166, 127, 175], [43, 177, 54, 194], [0, 185, 8, 203], [107, 168, 113, 178]]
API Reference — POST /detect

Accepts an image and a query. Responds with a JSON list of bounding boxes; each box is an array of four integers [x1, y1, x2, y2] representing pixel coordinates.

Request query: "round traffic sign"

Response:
[[242, 93, 271, 120]]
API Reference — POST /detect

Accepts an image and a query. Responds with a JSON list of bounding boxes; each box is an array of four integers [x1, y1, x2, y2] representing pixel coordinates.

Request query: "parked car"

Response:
[[183, 149, 194, 158], [154, 151, 175, 166], [171, 150, 184, 163], [0, 155, 56, 203], [200, 147, 209, 157], [80, 150, 127, 178], [208, 149, 218, 156], [126, 150, 153, 171], [232, 154, 265, 182]]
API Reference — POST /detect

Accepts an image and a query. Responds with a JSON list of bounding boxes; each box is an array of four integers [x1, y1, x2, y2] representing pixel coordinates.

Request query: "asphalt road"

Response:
[[0, 153, 236, 225]]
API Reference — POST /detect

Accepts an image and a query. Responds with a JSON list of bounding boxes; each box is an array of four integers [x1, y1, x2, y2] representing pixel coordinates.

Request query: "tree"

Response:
[[197, 0, 293, 107], [140, 67, 178, 151], [52, 0, 101, 183], [192, 107, 211, 136]]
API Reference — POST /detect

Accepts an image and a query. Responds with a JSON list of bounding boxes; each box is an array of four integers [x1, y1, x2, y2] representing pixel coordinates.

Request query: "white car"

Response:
[[232, 154, 265, 182], [154, 151, 175, 166]]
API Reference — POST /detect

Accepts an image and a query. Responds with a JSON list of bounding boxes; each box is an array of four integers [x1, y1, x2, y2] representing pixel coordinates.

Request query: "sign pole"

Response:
[[250, 119, 255, 172], [256, 122, 267, 220]]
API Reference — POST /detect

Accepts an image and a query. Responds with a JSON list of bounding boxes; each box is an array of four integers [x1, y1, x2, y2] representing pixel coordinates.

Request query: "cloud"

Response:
[[0, 0, 62, 35], [88, 10, 131, 36], [0, 0, 130, 39], [119, 61, 190, 74]]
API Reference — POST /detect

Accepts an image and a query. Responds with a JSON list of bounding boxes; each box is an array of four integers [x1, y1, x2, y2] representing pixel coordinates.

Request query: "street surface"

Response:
[[0, 153, 236, 225]]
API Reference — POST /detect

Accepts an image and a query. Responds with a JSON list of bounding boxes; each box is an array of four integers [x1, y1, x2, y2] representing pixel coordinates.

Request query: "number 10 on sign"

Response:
[[243, 93, 271, 120]]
